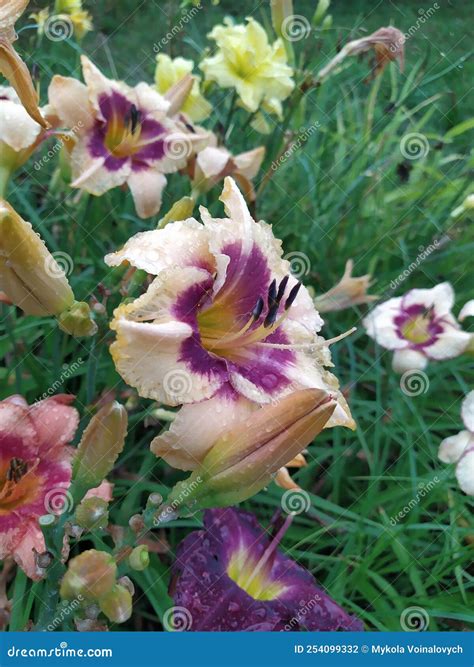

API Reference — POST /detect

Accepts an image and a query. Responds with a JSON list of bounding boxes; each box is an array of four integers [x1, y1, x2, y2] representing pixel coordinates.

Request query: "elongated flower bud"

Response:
[[73, 402, 127, 493], [75, 497, 109, 531], [60, 550, 117, 601], [0, 200, 74, 315], [99, 584, 132, 624], [166, 389, 336, 512]]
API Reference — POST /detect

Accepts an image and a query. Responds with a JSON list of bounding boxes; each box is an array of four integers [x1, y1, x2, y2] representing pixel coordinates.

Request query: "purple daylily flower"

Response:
[[170, 507, 363, 632]]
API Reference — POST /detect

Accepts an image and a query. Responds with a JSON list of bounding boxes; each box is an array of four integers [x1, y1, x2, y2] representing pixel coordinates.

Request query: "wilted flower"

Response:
[[0, 200, 97, 335], [363, 282, 472, 373], [0, 0, 46, 127], [171, 508, 363, 631], [60, 549, 117, 601], [99, 584, 133, 624], [200, 18, 294, 119], [314, 259, 377, 313], [188, 133, 264, 202], [47, 56, 208, 218], [317, 26, 405, 82], [438, 391, 474, 496], [0, 394, 78, 579], [164, 389, 336, 510], [105, 177, 354, 460], [0, 86, 44, 194], [155, 54, 211, 123]]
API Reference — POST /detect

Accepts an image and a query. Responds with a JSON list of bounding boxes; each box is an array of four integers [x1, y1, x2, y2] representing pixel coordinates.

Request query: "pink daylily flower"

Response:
[[105, 177, 354, 471], [0, 394, 112, 579], [363, 282, 472, 373], [439, 391, 474, 496], [47, 56, 208, 218]]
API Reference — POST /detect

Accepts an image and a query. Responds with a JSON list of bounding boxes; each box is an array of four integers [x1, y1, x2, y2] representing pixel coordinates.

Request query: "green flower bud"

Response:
[[128, 545, 149, 571], [99, 585, 132, 624], [75, 497, 109, 531], [58, 300, 97, 337], [60, 550, 117, 602]]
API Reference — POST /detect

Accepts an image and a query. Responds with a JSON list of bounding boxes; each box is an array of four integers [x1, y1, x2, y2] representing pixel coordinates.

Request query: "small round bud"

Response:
[[99, 585, 132, 624], [128, 545, 149, 571]]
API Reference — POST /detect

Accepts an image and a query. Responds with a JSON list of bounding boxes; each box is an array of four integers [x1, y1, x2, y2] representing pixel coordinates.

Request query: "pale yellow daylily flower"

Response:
[[155, 54, 211, 123], [200, 17, 294, 119], [0, 0, 47, 127]]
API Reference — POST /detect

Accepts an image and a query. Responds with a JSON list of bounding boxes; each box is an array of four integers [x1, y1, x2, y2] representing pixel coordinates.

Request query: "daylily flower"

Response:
[[155, 54, 211, 123], [188, 132, 265, 201], [47, 56, 208, 218], [0, 86, 44, 195], [363, 282, 472, 373], [105, 177, 354, 467], [200, 18, 294, 119], [317, 26, 405, 82], [0, 0, 46, 127], [314, 259, 377, 313], [171, 508, 363, 631], [0, 394, 78, 579], [438, 391, 474, 496], [55, 0, 93, 40]]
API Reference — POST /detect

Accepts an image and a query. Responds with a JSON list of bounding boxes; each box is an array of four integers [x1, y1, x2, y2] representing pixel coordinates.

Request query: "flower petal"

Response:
[[402, 282, 454, 317], [438, 431, 472, 464], [461, 390, 474, 433], [29, 394, 79, 452], [363, 298, 408, 350], [456, 448, 474, 496], [392, 348, 428, 373], [127, 168, 167, 219], [459, 299, 474, 322], [47, 75, 94, 131]]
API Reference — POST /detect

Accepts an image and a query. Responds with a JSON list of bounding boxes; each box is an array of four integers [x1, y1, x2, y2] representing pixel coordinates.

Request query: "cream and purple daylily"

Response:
[[363, 283, 472, 373], [438, 391, 474, 496], [47, 56, 208, 218], [105, 177, 354, 470]]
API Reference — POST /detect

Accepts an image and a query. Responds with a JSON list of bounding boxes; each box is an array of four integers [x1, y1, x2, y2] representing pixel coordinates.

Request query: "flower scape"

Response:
[[0, 0, 472, 635]]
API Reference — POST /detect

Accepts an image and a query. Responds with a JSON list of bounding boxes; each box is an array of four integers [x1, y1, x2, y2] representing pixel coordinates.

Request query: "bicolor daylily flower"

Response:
[[363, 283, 472, 373], [0, 394, 115, 580], [0, 86, 44, 195], [438, 391, 474, 496], [188, 132, 265, 202], [105, 177, 354, 468], [171, 508, 363, 631], [200, 17, 294, 119], [47, 56, 208, 218], [0, 0, 46, 128], [155, 54, 211, 123]]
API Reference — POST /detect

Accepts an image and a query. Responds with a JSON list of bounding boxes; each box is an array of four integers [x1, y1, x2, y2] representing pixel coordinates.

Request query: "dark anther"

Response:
[[264, 302, 280, 328], [127, 104, 141, 133], [276, 275, 289, 303], [285, 282, 302, 310], [267, 279, 277, 308], [6, 458, 28, 483], [252, 296, 265, 320]]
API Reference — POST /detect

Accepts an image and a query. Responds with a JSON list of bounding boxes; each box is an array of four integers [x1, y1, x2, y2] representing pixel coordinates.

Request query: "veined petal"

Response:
[[70, 139, 131, 195], [151, 391, 256, 470], [127, 168, 167, 219], [424, 324, 471, 360]]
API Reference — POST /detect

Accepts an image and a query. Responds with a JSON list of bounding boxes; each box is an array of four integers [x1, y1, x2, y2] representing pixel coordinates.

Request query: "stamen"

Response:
[[252, 296, 265, 320], [267, 279, 277, 309], [285, 282, 302, 310], [126, 104, 141, 134], [6, 458, 28, 483], [276, 275, 289, 303], [264, 301, 280, 328]]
